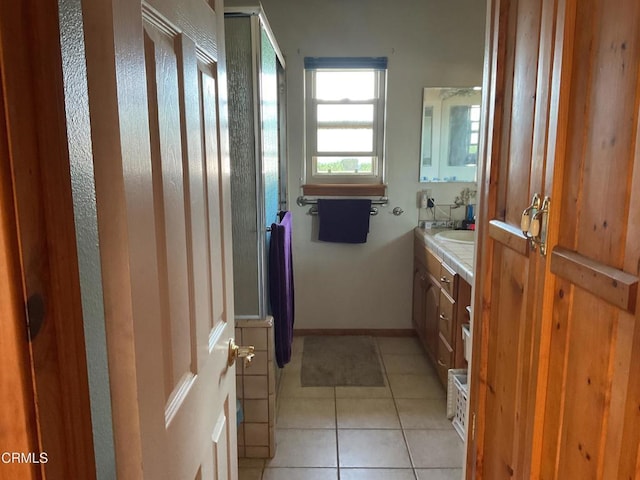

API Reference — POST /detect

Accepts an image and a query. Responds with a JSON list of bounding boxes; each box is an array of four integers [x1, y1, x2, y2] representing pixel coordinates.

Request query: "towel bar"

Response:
[[296, 195, 388, 207], [308, 206, 378, 216]]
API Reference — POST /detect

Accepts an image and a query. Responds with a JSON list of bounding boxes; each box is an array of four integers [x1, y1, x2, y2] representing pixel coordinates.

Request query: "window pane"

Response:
[[315, 156, 374, 174], [470, 105, 481, 122], [317, 104, 374, 124], [317, 128, 373, 152], [315, 71, 376, 100]]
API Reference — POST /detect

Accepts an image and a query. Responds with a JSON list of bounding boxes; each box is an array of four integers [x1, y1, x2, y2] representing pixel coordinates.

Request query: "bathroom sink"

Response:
[[435, 230, 475, 244]]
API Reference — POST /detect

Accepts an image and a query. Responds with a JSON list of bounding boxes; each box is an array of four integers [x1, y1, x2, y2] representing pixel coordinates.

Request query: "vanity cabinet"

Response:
[[413, 262, 440, 360], [413, 235, 471, 386]]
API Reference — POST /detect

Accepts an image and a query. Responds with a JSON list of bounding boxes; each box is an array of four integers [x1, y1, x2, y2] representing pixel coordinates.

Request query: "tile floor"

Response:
[[238, 335, 465, 480]]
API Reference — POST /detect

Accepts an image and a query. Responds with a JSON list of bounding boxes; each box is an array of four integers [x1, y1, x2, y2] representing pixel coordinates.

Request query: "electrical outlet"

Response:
[[418, 189, 432, 209]]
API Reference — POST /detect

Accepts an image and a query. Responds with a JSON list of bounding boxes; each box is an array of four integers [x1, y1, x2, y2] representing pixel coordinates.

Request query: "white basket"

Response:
[[452, 374, 468, 440], [461, 324, 471, 362], [446, 369, 467, 419]]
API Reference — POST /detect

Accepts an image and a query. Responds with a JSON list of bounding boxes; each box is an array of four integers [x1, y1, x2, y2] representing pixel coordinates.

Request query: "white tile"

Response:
[[245, 423, 269, 446], [244, 375, 268, 399], [238, 458, 265, 468], [383, 354, 431, 374], [244, 399, 269, 423], [285, 353, 303, 373], [405, 430, 464, 468], [277, 398, 336, 429], [340, 468, 416, 480], [246, 446, 270, 458], [262, 467, 338, 480], [244, 327, 268, 350], [388, 374, 445, 399], [238, 467, 262, 480], [279, 370, 335, 398], [291, 337, 304, 355], [338, 429, 411, 468], [415, 469, 463, 480], [267, 429, 337, 468], [335, 384, 392, 398], [396, 398, 453, 430], [336, 398, 400, 429], [376, 337, 424, 355]]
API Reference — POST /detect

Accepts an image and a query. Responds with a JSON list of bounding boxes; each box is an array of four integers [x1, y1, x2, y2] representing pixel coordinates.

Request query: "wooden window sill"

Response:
[[301, 184, 387, 197]]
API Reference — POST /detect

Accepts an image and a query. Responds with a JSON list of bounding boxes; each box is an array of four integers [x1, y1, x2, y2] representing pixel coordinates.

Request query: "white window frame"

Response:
[[304, 59, 387, 185]]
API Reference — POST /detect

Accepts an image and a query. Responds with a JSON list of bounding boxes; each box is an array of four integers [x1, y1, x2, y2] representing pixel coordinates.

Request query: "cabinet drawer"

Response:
[[439, 262, 457, 297], [438, 291, 455, 345], [436, 333, 454, 386]]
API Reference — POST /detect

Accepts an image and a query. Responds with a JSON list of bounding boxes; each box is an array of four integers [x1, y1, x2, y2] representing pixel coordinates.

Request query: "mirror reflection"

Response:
[[419, 87, 482, 182]]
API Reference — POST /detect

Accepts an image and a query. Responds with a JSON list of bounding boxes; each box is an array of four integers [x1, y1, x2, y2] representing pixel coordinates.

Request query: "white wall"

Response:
[[59, 0, 116, 477], [261, 0, 486, 329]]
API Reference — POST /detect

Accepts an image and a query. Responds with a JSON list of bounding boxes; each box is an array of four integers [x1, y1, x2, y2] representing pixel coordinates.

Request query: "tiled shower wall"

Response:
[[235, 318, 276, 458]]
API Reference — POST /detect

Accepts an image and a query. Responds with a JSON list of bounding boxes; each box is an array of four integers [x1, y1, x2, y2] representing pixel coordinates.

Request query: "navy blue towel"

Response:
[[269, 211, 295, 368], [317, 199, 372, 244]]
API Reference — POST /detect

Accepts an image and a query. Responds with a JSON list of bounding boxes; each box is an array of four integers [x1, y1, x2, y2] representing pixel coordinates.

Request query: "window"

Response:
[[304, 57, 387, 186], [447, 105, 480, 167]]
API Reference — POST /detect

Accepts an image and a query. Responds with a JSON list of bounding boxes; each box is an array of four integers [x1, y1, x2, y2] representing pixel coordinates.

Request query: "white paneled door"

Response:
[[83, 0, 238, 478]]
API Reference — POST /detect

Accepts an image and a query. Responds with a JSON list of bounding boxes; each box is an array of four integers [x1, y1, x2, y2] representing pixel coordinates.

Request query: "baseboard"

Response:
[[293, 328, 416, 337]]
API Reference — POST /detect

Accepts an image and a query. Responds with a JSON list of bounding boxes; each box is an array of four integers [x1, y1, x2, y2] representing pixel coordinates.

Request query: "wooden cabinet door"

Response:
[[424, 274, 441, 363], [412, 264, 426, 339], [436, 332, 455, 386], [82, 0, 238, 478], [470, 0, 640, 478]]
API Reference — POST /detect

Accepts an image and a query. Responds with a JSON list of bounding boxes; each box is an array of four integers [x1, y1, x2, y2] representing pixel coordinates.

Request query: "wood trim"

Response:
[[301, 183, 387, 197], [525, 0, 574, 477], [467, 0, 518, 476], [294, 329, 416, 337], [488, 219, 530, 256], [0, 0, 96, 478], [0, 60, 41, 480], [550, 247, 638, 313], [617, 35, 640, 476]]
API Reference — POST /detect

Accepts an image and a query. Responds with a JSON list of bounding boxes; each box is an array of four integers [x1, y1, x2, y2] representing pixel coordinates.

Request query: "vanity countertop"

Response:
[[414, 227, 475, 285]]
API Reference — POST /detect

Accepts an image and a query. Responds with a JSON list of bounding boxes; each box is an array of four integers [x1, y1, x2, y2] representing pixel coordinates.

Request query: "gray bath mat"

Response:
[[301, 336, 385, 387]]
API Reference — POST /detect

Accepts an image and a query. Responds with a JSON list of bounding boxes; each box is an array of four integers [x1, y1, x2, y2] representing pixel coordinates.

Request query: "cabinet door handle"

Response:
[[440, 276, 451, 284], [437, 359, 447, 367], [439, 313, 449, 321], [529, 196, 551, 256], [521, 193, 541, 237]]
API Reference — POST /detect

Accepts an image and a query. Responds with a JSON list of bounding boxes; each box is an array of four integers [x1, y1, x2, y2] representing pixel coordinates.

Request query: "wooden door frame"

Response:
[[466, 0, 580, 477], [0, 0, 96, 477], [0, 59, 42, 480], [465, 0, 505, 475]]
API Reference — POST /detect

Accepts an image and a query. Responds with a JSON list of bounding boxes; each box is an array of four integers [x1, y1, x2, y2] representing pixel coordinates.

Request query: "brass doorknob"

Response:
[[228, 339, 255, 368]]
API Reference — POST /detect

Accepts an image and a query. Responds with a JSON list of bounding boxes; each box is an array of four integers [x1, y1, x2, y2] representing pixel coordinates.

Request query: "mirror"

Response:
[[419, 87, 482, 182]]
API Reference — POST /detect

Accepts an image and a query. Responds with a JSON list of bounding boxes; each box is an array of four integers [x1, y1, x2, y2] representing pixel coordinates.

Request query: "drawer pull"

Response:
[[439, 313, 449, 321], [437, 359, 447, 367], [440, 276, 451, 284]]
